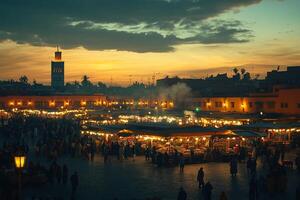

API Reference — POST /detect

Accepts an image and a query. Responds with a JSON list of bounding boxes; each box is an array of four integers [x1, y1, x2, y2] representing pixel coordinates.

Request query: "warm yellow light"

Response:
[[81, 101, 87, 106], [223, 103, 227, 107], [49, 101, 55, 107], [27, 101, 33, 106], [14, 155, 26, 169], [169, 102, 174, 107], [9, 101, 15, 106], [64, 101, 70, 106], [17, 101, 22, 106], [241, 104, 245, 108], [206, 102, 211, 106]]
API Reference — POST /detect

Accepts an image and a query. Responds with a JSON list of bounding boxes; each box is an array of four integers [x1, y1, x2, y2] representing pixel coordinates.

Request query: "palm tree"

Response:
[[81, 75, 92, 87]]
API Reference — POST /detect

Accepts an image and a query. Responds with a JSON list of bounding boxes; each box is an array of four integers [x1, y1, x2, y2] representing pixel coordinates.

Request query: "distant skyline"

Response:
[[0, 0, 299, 85]]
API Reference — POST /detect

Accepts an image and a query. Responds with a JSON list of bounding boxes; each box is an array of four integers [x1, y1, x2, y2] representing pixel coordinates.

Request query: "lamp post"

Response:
[[14, 153, 26, 200]]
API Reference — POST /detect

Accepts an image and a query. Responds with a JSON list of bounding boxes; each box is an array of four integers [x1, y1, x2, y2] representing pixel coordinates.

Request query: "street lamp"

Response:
[[14, 153, 26, 200], [14, 155, 26, 169]]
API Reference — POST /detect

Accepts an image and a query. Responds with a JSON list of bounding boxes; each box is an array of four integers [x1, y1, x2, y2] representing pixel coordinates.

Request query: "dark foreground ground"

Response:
[[22, 150, 300, 200]]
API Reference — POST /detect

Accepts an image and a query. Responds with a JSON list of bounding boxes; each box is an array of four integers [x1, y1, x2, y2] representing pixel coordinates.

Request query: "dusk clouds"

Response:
[[0, 0, 261, 52]]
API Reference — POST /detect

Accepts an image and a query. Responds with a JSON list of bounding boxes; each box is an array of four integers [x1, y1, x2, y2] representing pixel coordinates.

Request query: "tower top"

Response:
[[54, 45, 62, 61]]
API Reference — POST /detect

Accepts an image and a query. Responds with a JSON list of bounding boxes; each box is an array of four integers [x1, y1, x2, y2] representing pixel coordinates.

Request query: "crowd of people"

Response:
[[0, 115, 81, 200], [0, 114, 300, 199]]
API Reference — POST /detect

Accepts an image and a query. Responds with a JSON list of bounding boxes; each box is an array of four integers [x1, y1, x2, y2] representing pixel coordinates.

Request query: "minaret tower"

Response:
[[51, 46, 65, 89]]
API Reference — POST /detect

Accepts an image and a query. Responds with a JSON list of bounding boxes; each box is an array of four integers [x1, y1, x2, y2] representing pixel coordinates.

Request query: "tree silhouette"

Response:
[[19, 75, 28, 84], [232, 68, 240, 80], [241, 68, 246, 75], [97, 81, 107, 89], [243, 72, 251, 80], [233, 67, 239, 75], [81, 75, 92, 87]]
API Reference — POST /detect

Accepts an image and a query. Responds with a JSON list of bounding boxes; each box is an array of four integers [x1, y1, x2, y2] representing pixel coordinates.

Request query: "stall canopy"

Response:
[[85, 123, 233, 137], [87, 123, 236, 137], [243, 122, 300, 129], [231, 130, 267, 137], [85, 122, 267, 138]]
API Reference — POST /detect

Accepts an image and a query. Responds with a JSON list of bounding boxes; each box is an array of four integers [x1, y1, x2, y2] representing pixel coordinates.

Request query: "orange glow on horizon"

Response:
[[0, 40, 299, 86]]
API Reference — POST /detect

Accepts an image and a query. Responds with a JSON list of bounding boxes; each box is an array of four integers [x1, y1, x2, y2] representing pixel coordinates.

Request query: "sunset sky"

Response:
[[0, 0, 299, 86]]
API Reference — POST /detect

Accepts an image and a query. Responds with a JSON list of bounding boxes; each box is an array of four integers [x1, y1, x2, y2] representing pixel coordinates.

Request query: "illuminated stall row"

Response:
[[266, 128, 300, 144]]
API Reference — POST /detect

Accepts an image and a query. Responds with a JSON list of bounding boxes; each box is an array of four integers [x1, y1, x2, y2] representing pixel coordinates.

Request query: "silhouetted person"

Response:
[[70, 172, 79, 196], [56, 165, 62, 184], [219, 191, 228, 200], [247, 157, 252, 175], [177, 187, 187, 200], [230, 157, 238, 177], [197, 167, 205, 188], [179, 155, 185, 172], [296, 185, 300, 200], [91, 146, 95, 162], [203, 182, 213, 200], [295, 154, 300, 172], [249, 176, 258, 200], [62, 164, 68, 185]]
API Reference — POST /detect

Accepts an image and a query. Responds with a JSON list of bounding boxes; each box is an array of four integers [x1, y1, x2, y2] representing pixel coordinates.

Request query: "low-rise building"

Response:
[[0, 95, 107, 109], [192, 87, 300, 115], [0, 95, 174, 110]]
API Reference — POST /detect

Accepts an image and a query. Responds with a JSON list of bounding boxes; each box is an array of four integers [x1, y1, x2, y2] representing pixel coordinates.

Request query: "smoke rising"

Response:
[[159, 83, 192, 108]]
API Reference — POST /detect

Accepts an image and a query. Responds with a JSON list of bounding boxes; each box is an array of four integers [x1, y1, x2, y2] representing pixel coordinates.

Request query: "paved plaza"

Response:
[[23, 151, 300, 200]]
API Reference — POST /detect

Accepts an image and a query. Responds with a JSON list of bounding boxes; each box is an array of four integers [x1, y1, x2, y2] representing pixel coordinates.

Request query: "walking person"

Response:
[[230, 157, 238, 177], [219, 191, 228, 200], [56, 164, 62, 184], [203, 182, 213, 200], [90, 145, 95, 162], [132, 144, 136, 162], [197, 167, 205, 189], [247, 157, 252, 175], [179, 155, 185, 172], [249, 176, 258, 200], [70, 171, 79, 197], [295, 153, 300, 172], [177, 187, 187, 200], [62, 164, 68, 185], [250, 158, 257, 176], [296, 184, 300, 200], [104, 145, 109, 163]]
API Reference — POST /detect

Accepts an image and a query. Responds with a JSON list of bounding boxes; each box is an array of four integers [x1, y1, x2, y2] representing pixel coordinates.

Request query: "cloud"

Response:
[[0, 0, 260, 52]]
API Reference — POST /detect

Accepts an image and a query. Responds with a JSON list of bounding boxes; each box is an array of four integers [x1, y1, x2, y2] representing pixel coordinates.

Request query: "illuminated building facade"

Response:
[[0, 95, 107, 109], [193, 87, 300, 115], [51, 46, 64, 88], [0, 95, 174, 109]]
